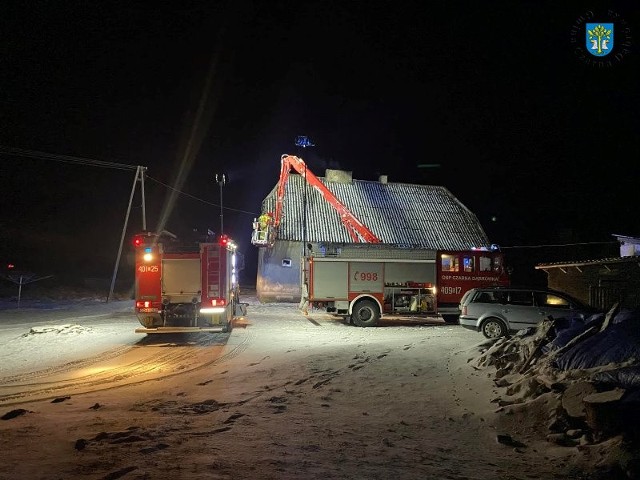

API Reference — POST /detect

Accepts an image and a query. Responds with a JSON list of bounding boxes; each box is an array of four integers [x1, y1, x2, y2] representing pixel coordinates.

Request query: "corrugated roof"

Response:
[[261, 173, 490, 250]]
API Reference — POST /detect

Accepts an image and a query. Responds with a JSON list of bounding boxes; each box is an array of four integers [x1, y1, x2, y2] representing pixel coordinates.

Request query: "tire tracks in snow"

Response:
[[0, 328, 255, 406]]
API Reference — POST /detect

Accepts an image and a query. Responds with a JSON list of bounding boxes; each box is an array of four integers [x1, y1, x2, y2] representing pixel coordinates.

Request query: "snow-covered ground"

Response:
[[0, 292, 632, 479]]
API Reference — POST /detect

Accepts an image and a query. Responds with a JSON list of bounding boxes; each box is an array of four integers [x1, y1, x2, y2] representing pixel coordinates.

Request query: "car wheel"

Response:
[[351, 300, 380, 327], [481, 318, 507, 339]]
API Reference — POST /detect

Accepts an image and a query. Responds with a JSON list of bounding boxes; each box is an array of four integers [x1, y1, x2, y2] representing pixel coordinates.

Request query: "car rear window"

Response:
[[534, 292, 570, 308]]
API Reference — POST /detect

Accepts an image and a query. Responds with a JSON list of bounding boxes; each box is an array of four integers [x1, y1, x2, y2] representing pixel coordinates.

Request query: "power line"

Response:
[[0, 145, 259, 217], [501, 241, 617, 249], [145, 175, 257, 216], [0, 145, 138, 170]]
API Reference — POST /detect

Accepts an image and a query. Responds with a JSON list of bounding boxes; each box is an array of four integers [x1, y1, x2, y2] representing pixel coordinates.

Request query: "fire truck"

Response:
[[251, 154, 509, 325], [133, 231, 245, 333], [306, 248, 509, 326]]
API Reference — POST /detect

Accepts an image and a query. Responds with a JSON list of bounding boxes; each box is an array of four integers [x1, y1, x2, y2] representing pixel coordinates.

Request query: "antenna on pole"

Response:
[[140, 166, 147, 231], [215, 173, 226, 236]]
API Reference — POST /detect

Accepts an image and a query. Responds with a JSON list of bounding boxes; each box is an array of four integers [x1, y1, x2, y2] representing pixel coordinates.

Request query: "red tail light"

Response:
[[133, 236, 144, 247], [211, 298, 226, 307], [136, 301, 151, 308]]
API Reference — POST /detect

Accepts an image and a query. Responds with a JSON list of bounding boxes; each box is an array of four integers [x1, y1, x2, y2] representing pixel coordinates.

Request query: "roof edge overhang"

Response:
[[535, 256, 640, 270]]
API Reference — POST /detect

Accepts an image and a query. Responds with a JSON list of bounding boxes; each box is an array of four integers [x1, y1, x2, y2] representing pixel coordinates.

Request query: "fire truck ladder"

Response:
[[251, 154, 381, 247], [206, 244, 221, 309]]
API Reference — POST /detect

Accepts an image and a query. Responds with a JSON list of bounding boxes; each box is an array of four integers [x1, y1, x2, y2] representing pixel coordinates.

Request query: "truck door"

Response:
[[311, 261, 348, 299]]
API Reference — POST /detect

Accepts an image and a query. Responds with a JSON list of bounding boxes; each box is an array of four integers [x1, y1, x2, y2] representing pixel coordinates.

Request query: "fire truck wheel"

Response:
[[351, 300, 380, 327]]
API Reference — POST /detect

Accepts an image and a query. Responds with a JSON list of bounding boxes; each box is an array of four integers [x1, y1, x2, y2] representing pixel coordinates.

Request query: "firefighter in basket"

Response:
[[257, 211, 273, 241]]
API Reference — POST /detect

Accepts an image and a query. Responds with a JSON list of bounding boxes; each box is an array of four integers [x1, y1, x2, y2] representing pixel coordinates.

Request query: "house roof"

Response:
[[535, 256, 640, 270], [261, 173, 490, 250], [613, 234, 640, 245]]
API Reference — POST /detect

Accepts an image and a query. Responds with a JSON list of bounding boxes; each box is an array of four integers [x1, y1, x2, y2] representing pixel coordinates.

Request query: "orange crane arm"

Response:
[[274, 154, 381, 243]]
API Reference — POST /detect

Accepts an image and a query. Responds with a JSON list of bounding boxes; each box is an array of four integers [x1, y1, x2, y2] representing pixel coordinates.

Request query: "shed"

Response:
[[535, 234, 640, 310]]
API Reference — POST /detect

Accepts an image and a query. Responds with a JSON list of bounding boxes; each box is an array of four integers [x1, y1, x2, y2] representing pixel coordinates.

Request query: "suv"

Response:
[[458, 286, 598, 339]]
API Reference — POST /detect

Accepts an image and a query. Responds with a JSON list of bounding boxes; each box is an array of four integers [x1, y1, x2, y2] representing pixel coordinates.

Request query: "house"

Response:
[[535, 234, 640, 310], [255, 168, 493, 302]]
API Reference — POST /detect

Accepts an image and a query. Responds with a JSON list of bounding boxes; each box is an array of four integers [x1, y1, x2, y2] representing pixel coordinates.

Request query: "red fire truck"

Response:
[[133, 231, 245, 333], [307, 248, 509, 326], [251, 154, 509, 325]]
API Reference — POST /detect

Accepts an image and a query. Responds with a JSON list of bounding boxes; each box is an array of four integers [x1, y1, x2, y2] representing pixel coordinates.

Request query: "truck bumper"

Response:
[[134, 326, 228, 334]]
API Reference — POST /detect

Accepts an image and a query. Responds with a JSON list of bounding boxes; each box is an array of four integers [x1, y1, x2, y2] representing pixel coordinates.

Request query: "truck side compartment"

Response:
[[307, 249, 508, 327]]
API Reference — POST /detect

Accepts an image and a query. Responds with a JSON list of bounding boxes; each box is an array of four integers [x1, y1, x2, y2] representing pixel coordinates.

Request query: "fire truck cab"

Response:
[[133, 231, 245, 333]]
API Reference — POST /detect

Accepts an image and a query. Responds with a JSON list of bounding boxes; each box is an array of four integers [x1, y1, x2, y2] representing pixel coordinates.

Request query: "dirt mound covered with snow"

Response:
[[471, 304, 640, 479]]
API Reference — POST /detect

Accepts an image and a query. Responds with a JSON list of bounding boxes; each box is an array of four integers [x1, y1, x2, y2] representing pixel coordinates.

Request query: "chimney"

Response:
[[325, 169, 353, 184], [379, 175, 388, 184]]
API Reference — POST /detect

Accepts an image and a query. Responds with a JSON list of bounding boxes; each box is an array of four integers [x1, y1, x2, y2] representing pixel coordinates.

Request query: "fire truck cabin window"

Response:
[[479, 256, 492, 272], [441, 254, 460, 272], [493, 255, 503, 272], [463, 256, 474, 272]]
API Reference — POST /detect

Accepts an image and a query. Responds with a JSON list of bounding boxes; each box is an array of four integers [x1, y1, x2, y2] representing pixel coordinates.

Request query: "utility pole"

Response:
[[108, 165, 146, 302], [215, 173, 226, 236]]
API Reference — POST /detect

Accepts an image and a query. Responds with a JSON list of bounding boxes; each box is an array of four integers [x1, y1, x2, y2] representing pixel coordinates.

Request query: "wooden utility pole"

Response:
[[107, 166, 146, 302]]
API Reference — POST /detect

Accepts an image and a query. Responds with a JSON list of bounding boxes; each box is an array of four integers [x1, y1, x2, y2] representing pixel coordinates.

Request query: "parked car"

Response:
[[458, 286, 599, 339]]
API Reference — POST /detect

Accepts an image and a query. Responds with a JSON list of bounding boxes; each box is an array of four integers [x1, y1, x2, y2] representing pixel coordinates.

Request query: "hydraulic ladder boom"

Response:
[[274, 154, 381, 244]]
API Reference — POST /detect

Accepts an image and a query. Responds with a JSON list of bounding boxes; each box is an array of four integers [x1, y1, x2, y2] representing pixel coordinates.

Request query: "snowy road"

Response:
[[0, 296, 609, 479], [0, 298, 458, 406]]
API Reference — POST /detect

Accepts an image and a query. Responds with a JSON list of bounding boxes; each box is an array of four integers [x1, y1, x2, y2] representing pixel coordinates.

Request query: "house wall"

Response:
[[256, 240, 304, 302]]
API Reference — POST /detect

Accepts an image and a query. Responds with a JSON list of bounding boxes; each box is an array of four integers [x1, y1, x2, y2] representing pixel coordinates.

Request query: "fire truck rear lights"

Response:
[[143, 252, 153, 262], [136, 301, 152, 308], [133, 236, 144, 247], [200, 307, 225, 314], [218, 235, 237, 250], [201, 299, 226, 314]]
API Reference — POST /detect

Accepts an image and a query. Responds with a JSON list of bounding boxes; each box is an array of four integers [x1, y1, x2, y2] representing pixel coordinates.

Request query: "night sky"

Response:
[[1, 1, 638, 287]]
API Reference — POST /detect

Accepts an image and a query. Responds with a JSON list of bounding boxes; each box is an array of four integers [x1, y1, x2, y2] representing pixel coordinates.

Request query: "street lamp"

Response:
[[215, 173, 226, 236]]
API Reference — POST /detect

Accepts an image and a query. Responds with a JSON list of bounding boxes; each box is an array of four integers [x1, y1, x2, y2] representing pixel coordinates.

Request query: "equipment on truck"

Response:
[[133, 231, 246, 333], [251, 154, 381, 247], [306, 248, 509, 326]]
